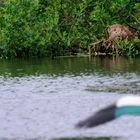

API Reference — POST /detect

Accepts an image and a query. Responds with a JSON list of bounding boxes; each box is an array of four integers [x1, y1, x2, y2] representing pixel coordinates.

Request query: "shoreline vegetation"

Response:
[[0, 0, 140, 58]]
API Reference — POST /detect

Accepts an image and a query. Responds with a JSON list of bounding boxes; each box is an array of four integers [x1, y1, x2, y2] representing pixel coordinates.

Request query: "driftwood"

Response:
[[89, 39, 114, 56], [89, 24, 134, 56]]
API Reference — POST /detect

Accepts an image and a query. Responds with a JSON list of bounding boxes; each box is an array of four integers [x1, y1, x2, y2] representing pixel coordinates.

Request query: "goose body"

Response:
[[76, 96, 140, 128]]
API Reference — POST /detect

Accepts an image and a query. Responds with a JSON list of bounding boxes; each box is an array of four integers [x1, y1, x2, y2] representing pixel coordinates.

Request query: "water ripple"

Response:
[[0, 74, 140, 140]]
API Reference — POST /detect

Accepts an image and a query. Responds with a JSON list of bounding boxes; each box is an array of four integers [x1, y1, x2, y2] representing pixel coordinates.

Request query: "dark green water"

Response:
[[0, 56, 140, 140], [0, 56, 140, 77]]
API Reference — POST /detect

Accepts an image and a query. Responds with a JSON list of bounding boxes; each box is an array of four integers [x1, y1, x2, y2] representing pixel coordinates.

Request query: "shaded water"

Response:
[[0, 56, 140, 140]]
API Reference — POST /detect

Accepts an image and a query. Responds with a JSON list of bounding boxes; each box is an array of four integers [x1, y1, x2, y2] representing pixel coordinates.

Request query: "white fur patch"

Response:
[[117, 96, 140, 107]]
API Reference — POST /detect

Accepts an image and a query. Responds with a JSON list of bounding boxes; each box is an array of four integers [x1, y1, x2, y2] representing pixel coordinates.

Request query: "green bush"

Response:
[[0, 0, 140, 58], [116, 37, 140, 57], [0, 0, 59, 57]]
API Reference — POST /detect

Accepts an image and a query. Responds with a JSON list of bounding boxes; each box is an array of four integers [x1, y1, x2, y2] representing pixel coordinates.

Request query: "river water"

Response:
[[0, 56, 140, 140]]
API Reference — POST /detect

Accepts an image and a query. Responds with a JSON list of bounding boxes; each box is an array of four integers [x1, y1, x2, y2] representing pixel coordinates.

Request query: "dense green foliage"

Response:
[[0, 0, 140, 58]]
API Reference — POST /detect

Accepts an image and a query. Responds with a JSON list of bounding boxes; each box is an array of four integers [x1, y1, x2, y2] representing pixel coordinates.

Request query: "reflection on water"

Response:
[[0, 56, 140, 77], [0, 56, 140, 140]]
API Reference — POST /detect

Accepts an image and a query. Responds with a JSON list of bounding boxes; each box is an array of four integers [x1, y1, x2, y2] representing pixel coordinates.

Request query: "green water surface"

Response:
[[0, 56, 140, 77]]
